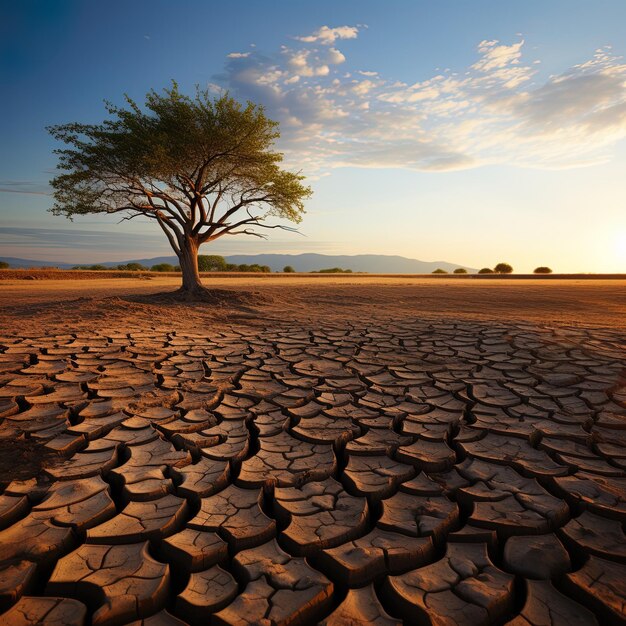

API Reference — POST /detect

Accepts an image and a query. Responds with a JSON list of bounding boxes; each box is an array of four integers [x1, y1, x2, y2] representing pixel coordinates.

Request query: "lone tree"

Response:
[[478, 267, 494, 274], [494, 263, 513, 274], [534, 266, 553, 274], [48, 84, 311, 298]]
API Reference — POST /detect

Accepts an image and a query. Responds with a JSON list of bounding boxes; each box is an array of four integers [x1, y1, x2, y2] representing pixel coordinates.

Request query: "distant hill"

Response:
[[0, 253, 475, 273], [0, 256, 76, 269], [220, 254, 475, 273]]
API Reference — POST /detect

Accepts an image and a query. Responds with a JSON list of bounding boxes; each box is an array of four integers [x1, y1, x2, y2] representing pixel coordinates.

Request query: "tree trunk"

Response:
[[177, 236, 205, 295]]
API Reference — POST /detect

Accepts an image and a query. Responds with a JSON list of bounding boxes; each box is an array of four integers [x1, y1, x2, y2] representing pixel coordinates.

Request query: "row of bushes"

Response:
[[71, 263, 153, 271], [1, 258, 553, 275], [70, 262, 273, 273], [68, 256, 342, 273], [433, 263, 553, 275], [311, 267, 353, 273]]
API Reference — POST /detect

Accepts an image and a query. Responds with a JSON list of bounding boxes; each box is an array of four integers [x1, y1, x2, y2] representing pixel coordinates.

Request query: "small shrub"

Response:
[[150, 263, 175, 272], [283, 265, 295, 273], [317, 267, 352, 273], [432, 268, 448, 274], [453, 268, 467, 274], [117, 263, 147, 271], [478, 268, 494, 274], [0, 261, 9, 269], [494, 263, 513, 274], [198, 255, 226, 272], [534, 266, 553, 274], [75, 264, 108, 271]]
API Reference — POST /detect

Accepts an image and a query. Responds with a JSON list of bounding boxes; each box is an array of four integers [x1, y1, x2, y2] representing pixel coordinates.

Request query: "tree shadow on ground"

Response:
[[121, 288, 270, 314]]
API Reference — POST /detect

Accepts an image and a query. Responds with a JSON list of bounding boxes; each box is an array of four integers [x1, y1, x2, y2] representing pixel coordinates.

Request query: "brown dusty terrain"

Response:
[[1, 275, 625, 332], [0, 276, 624, 625]]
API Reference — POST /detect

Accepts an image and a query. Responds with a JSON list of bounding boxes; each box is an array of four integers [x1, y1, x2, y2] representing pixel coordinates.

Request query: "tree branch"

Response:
[[155, 211, 182, 255]]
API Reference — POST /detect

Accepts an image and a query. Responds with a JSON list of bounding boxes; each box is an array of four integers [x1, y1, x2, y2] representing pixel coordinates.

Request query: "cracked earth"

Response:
[[0, 279, 624, 625]]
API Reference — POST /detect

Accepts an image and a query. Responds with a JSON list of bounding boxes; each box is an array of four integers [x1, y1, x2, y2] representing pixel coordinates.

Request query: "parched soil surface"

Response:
[[0, 277, 624, 625]]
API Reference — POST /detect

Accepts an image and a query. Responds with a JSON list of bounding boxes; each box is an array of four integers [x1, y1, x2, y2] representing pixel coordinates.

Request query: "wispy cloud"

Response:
[[0, 227, 335, 262], [0, 226, 164, 251], [214, 28, 626, 174], [0, 180, 51, 195]]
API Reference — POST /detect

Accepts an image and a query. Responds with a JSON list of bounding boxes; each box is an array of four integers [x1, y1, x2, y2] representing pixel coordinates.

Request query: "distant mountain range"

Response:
[[0, 253, 476, 273]]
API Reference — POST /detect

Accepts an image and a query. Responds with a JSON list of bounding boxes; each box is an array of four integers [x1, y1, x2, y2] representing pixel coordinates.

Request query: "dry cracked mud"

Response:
[[0, 317, 624, 625]]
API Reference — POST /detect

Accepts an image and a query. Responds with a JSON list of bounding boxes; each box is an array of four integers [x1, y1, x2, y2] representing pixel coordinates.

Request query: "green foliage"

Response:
[[478, 268, 494, 274], [494, 263, 513, 274], [534, 266, 553, 274], [117, 263, 148, 271], [198, 255, 226, 272], [314, 267, 353, 273], [237, 264, 271, 272], [432, 268, 448, 274], [221, 263, 270, 272], [0, 261, 9, 269], [283, 265, 295, 273], [47, 83, 311, 236], [150, 263, 176, 272], [453, 268, 468, 274], [73, 264, 109, 270]]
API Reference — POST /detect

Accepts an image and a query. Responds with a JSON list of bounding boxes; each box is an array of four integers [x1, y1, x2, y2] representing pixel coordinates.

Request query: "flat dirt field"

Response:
[[0, 275, 624, 625]]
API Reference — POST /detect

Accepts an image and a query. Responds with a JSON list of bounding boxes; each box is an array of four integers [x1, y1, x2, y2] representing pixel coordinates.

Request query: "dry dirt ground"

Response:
[[0, 276, 624, 625]]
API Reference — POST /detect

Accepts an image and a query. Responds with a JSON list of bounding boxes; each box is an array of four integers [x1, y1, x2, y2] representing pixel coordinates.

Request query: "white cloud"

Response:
[[326, 47, 346, 65], [473, 39, 524, 71], [284, 49, 330, 76], [227, 52, 251, 58], [218, 35, 626, 174], [351, 79, 377, 96], [296, 25, 359, 45]]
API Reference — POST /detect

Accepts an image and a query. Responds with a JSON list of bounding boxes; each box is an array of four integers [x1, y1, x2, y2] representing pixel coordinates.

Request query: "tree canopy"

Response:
[[494, 263, 513, 274], [48, 83, 311, 296]]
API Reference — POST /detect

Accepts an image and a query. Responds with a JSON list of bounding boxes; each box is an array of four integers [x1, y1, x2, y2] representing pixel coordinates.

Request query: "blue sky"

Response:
[[1, 0, 625, 271]]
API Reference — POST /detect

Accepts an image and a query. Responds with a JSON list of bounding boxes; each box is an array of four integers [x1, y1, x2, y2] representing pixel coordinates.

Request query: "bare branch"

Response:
[[155, 211, 181, 255]]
